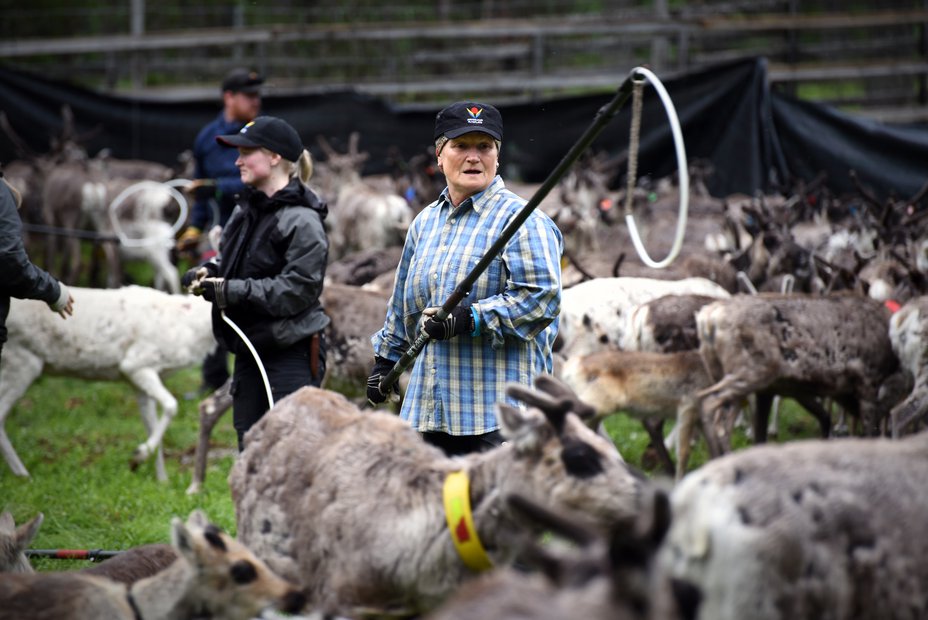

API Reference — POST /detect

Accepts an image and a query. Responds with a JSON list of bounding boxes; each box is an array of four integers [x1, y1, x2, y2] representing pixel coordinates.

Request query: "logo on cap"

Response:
[[241, 121, 255, 134], [467, 106, 484, 125]]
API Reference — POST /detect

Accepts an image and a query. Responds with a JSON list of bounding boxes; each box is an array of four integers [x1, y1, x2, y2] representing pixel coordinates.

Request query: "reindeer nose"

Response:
[[280, 588, 307, 614]]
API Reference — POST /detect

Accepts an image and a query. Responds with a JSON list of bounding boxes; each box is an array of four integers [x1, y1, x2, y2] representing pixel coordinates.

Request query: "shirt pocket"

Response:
[[444, 250, 505, 304], [405, 255, 432, 315]]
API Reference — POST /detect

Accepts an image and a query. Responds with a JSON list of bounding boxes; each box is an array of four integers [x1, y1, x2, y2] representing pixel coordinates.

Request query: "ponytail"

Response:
[[296, 149, 313, 183], [2, 178, 22, 209]]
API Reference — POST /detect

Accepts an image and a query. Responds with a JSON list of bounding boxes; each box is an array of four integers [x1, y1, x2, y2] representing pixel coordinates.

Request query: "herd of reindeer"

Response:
[[4, 105, 928, 619]]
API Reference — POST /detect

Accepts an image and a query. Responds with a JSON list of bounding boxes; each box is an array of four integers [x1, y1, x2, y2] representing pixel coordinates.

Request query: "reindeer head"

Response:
[[494, 375, 643, 530], [502, 487, 702, 620], [0, 511, 43, 574], [170, 510, 306, 620]]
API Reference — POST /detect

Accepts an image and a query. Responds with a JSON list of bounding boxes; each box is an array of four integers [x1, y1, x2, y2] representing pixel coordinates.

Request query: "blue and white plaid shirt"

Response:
[[371, 176, 563, 435]]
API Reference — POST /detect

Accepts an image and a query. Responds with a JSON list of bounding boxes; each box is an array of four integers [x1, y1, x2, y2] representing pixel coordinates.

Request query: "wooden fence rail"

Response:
[[2, 8, 927, 120]]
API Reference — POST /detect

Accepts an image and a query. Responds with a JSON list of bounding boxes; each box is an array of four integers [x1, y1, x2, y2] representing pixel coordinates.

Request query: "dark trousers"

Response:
[[421, 430, 504, 457], [231, 332, 326, 451]]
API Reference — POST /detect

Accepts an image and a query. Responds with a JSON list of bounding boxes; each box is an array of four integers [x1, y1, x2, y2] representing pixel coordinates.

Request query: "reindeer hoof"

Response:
[[186, 481, 202, 496], [130, 444, 152, 468]]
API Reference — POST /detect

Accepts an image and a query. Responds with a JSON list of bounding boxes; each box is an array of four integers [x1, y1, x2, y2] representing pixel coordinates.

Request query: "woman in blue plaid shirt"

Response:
[[368, 101, 563, 456]]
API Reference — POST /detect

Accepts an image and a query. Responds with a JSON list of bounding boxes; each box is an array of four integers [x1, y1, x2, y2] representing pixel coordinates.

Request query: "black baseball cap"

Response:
[[216, 116, 303, 162], [434, 101, 503, 141], [221, 68, 265, 94]]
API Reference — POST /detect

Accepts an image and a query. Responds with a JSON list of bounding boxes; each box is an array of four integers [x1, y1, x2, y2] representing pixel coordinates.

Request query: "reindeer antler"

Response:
[[0, 112, 37, 160], [505, 382, 572, 433]]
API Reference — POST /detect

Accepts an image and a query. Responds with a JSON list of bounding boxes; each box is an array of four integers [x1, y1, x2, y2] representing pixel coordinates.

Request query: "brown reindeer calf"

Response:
[[560, 349, 711, 479], [0, 510, 305, 620]]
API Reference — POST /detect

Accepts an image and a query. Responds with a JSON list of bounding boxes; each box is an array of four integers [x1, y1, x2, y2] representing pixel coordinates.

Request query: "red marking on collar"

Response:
[[885, 299, 901, 313], [454, 517, 471, 543]]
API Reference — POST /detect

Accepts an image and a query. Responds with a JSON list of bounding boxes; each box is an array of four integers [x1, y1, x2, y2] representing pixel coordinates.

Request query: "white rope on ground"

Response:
[[108, 179, 189, 248], [623, 66, 690, 269]]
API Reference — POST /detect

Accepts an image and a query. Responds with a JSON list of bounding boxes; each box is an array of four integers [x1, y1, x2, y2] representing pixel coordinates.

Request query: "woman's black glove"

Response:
[[422, 306, 474, 340], [367, 356, 399, 406], [181, 262, 219, 291], [199, 277, 228, 308]]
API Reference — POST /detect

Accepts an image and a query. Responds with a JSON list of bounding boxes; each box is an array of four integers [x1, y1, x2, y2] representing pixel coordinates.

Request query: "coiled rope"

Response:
[[623, 66, 689, 269], [108, 179, 189, 248]]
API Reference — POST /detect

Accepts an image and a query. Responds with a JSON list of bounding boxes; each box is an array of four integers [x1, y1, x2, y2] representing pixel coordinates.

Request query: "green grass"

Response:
[[603, 396, 824, 476], [1, 356, 824, 572], [0, 367, 238, 571]]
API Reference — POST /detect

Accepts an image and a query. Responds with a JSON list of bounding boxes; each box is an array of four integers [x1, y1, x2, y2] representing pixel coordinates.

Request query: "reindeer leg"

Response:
[[698, 373, 760, 457], [123, 366, 177, 482], [890, 390, 928, 439], [795, 395, 832, 438], [753, 391, 774, 444], [135, 393, 167, 482], [103, 239, 122, 289], [675, 400, 698, 481], [641, 417, 675, 477], [187, 379, 233, 495], [0, 349, 44, 478]]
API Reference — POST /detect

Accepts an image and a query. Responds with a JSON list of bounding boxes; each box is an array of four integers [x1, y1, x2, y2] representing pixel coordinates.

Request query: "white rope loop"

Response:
[[623, 66, 689, 269], [108, 179, 189, 248]]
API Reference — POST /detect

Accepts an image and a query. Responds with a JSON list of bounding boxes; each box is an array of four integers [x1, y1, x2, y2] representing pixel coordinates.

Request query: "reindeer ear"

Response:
[[15, 513, 43, 549], [186, 509, 209, 529], [497, 403, 547, 453], [0, 511, 14, 534], [171, 516, 197, 562]]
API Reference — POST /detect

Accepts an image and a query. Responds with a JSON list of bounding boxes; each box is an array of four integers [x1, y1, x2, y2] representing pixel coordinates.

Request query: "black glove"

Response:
[[199, 277, 228, 308], [367, 356, 398, 405], [422, 306, 475, 341], [181, 262, 218, 289]]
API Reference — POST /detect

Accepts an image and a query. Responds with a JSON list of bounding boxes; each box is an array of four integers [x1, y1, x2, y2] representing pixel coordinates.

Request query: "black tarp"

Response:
[[1, 57, 926, 200]]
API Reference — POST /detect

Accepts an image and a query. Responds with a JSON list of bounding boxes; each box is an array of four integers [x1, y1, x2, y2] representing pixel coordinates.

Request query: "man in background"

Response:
[[177, 67, 263, 393]]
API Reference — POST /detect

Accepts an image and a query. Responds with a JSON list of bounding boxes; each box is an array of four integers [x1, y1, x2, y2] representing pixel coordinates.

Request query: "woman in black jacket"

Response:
[[182, 116, 329, 450]]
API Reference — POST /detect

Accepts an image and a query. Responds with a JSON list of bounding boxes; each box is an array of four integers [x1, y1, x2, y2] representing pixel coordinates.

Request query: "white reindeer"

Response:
[[0, 286, 216, 481]]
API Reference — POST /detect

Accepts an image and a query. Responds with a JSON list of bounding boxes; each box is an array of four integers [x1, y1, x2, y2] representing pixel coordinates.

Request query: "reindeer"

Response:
[[662, 432, 928, 620], [185, 281, 392, 494], [316, 132, 412, 260], [0, 511, 43, 573], [0, 510, 306, 620], [695, 293, 903, 456], [0, 286, 216, 481], [560, 349, 710, 479], [229, 377, 644, 617], [888, 295, 928, 437], [427, 489, 701, 620]]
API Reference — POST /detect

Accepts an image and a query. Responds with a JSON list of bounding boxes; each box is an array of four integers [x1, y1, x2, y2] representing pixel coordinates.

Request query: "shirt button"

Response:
[[433, 273, 438, 279]]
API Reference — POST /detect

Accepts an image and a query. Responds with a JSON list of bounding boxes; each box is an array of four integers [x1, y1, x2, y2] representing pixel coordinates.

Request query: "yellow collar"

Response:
[[443, 470, 493, 572]]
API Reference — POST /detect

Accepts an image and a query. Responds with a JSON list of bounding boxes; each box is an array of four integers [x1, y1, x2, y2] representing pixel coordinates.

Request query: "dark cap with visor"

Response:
[[216, 116, 303, 162], [434, 101, 503, 141], [221, 68, 265, 94]]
